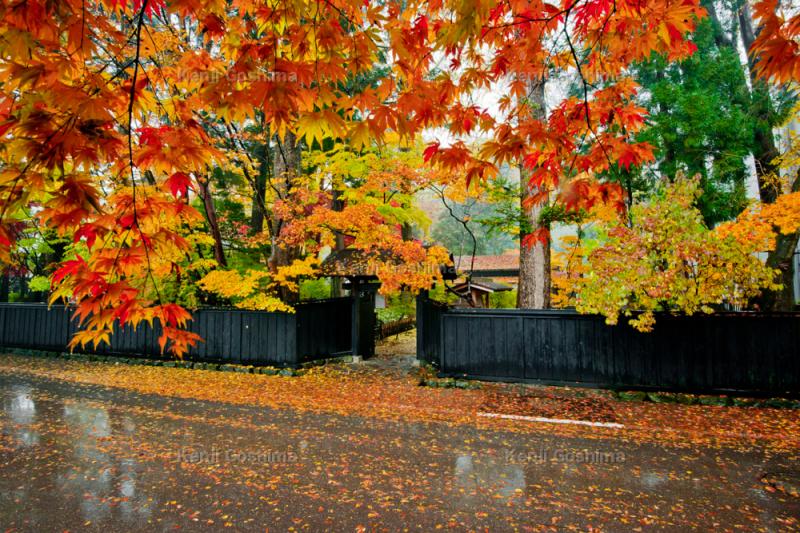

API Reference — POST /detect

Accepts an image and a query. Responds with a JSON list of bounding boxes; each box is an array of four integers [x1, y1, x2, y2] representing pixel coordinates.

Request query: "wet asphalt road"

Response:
[[0, 373, 798, 532]]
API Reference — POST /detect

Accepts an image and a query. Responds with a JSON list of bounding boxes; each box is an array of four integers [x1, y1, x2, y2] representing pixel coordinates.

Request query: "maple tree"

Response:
[[274, 141, 451, 294], [0, 0, 435, 354], [1, 0, 798, 353], [416, 0, 704, 308], [554, 175, 800, 330]]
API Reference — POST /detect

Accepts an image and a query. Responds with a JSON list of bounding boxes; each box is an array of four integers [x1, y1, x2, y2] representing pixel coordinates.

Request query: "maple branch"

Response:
[[125, 0, 164, 304], [562, 15, 615, 171], [430, 184, 478, 278], [223, 121, 277, 219], [0, 117, 77, 227]]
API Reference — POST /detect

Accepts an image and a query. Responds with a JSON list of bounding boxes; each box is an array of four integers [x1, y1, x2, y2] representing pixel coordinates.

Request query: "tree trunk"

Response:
[[269, 132, 302, 303], [739, 4, 799, 309], [517, 77, 551, 309], [763, 230, 800, 310], [331, 188, 346, 298], [249, 142, 269, 234], [401, 222, 413, 241], [759, 173, 800, 310], [197, 177, 227, 268], [739, 3, 781, 202], [701, 0, 732, 48]]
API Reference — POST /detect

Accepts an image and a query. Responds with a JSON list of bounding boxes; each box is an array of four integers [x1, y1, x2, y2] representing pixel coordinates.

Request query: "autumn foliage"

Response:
[[0, 0, 797, 353], [749, 0, 800, 83], [554, 176, 800, 331]]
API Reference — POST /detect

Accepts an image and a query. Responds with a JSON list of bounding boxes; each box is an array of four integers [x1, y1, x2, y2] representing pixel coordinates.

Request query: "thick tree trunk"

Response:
[[739, 4, 799, 309], [763, 230, 800, 310], [760, 173, 800, 310], [198, 178, 227, 268], [517, 77, 551, 309], [739, 3, 781, 202], [702, 0, 732, 48], [269, 132, 302, 303]]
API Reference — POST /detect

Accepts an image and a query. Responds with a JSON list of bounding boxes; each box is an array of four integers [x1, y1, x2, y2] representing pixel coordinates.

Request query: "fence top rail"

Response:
[[296, 297, 352, 306], [442, 307, 800, 320]]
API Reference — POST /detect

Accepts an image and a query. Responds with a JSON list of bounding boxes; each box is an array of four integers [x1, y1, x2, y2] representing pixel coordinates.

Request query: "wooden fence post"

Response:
[[350, 278, 361, 357], [415, 290, 427, 362]]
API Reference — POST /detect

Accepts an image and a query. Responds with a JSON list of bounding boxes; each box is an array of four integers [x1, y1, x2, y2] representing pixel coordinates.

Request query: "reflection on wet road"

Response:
[[0, 374, 797, 531]]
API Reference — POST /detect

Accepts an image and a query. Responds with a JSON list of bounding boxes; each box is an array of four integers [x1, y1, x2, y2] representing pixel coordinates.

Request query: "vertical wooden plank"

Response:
[[206, 311, 217, 360], [26, 307, 35, 348], [277, 313, 286, 363], [450, 315, 462, 374], [59, 306, 69, 350], [490, 315, 503, 378], [523, 316, 534, 380], [191, 311, 201, 360], [637, 317, 655, 388], [217, 311, 228, 361], [232, 311, 243, 363], [265, 313, 274, 362], [9, 305, 17, 346], [0, 306, 6, 345], [524, 315, 535, 379], [282, 313, 290, 363], [256, 312, 270, 363], [219, 311, 230, 361], [286, 313, 297, 365], [240, 313, 251, 364], [551, 316, 563, 380], [527, 316, 540, 379], [17, 306, 26, 347], [459, 316, 471, 375], [39, 307, 49, 349], [576, 318, 593, 383], [199, 312, 210, 360], [441, 314, 452, 372], [1, 305, 10, 345]]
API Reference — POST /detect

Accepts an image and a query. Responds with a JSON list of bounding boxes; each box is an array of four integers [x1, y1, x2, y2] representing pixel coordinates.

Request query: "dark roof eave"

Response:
[[459, 268, 520, 277]]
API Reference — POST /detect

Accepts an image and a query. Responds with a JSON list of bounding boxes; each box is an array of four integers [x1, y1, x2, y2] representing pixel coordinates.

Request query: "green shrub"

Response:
[[299, 279, 331, 301]]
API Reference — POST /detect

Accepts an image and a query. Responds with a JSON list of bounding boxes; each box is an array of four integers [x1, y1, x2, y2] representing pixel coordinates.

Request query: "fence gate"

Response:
[[350, 280, 377, 357]]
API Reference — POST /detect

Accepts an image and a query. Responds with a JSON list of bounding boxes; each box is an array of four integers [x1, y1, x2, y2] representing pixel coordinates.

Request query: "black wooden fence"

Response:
[[416, 295, 447, 365], [0, 298, 359, 366], [418, 296, 800, 395]]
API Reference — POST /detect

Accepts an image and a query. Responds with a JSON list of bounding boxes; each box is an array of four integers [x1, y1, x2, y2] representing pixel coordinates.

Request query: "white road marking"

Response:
[[477, 412, 625, 429]]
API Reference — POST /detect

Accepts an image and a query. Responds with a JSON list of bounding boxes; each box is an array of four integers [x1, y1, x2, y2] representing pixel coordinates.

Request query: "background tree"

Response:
[[559, 175, 794, 330], [633, 16, 763, 225], [431, 200, 516, 258]]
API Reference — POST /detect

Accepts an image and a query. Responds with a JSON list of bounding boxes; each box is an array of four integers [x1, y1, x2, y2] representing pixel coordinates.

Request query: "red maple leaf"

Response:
[[52, 257, 86, 285], [166, 172, 192, 198], [522, 227, 550, 248], [74, 224, 99, 248], [422, 142, 440, 163]]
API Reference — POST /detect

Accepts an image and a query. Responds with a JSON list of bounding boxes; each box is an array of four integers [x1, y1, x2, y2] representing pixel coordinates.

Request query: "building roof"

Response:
[[453, 251, 520, 277], [452, 278, 513, 293], [320, 248, 457, 280], [320, 248, 393, 278]]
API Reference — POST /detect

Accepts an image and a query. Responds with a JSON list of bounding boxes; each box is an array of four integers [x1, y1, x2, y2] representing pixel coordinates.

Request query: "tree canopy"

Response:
[[0, 0, 798, 353]]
